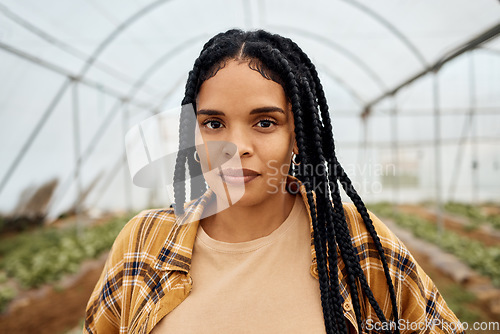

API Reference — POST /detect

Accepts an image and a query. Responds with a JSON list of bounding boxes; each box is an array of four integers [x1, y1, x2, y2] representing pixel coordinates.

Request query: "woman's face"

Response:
[[195, 59, 297, 207]]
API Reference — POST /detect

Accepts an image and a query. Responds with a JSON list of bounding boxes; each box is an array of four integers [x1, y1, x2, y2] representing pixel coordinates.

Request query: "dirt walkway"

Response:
[[398, 205, 500, 247], [382, 215, 500, 333], [0, 255, 106, 334]]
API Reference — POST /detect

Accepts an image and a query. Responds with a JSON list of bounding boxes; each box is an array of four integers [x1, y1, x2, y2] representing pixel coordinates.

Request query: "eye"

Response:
[[256, 118, 277, 128], [202, 119, 224, 130]]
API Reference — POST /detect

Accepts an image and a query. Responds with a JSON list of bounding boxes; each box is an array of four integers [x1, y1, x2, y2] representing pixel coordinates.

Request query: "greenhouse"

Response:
[[0, 1, 499, 333]]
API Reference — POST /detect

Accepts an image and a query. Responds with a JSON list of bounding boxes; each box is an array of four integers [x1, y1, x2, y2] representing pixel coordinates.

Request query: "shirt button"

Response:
[[343, 302, 352, 312]]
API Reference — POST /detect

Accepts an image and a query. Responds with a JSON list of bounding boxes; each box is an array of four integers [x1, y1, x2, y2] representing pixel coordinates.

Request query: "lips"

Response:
[[219, 168, 260, 177], [218, 168, 260, 184]]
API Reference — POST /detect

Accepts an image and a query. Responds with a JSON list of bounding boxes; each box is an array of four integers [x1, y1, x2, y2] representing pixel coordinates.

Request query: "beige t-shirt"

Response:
[[151, 193, 326, 333]]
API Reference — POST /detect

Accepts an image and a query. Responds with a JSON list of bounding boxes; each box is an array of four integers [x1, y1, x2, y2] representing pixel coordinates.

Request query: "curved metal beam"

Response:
[[0, 78, 71, 195], [152, 75, 188, 112], [317, 64, 366, 106], [433, 22, 500, 71], [362, 22, 500, 118], [267, 25, 388, 93], [339, 0, 428, 67], [0, 40, 154, 109], [0, 3, 160, 96], [477, 46, 500, 57], [77, 0, 171, 78], [50, 35, 208, 210], [124, 34, 209, 103], [0, 0, 172, 198]]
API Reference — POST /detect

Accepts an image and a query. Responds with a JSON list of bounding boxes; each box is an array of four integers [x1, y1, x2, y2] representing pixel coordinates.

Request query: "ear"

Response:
[[292, 139, 299, 155]]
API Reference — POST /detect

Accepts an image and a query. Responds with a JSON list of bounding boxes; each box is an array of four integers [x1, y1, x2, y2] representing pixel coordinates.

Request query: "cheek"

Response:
[[258, 134, 293, 169]]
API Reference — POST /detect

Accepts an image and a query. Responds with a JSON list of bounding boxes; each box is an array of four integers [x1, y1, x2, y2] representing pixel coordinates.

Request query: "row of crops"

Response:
[[367, 202, 500, 287], [444, 202, 500, 230], [0, 212, 136, 312]]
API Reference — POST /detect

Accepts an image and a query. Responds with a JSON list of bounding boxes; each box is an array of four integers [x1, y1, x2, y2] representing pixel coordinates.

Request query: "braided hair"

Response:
[[173, 29, 400, 334]]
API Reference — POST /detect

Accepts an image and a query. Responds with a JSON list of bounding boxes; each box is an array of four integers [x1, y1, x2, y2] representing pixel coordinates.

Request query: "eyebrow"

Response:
[[197, 106, 285, 116]]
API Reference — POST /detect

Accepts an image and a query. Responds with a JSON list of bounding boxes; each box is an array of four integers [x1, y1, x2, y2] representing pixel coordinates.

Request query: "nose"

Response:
[[223, 127, 252, 158]]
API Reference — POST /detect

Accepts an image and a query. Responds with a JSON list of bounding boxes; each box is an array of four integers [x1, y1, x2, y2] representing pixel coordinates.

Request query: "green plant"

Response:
[[0, 212, 136, 289], [369, 203, 500, 287], [0, 271, 7, 284], [0, 285, 17, 313], [444, 202, 500, 231]]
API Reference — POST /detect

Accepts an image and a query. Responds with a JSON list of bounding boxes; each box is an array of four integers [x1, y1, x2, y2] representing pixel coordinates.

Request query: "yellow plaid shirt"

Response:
[[84, 175, 464, 333]]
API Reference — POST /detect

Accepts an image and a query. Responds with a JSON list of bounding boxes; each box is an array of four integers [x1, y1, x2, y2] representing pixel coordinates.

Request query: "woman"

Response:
[[85, 29, 463, 334]]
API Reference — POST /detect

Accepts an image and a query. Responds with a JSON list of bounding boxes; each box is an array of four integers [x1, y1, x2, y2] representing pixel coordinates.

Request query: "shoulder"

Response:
[[111, 207, 177, 256], [340, 202, 416, 284], [84, 208, 178, 332], [341, 203, 465, 333], [341, 202, 401, 246], [340, 202, 417, 280]]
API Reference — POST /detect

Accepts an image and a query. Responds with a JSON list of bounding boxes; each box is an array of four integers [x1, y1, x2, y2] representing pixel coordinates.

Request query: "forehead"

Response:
[[196, 59, 290, 114]]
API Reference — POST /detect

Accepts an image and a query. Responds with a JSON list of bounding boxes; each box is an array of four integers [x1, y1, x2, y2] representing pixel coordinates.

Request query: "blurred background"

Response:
[[0, 0, 499, 333]]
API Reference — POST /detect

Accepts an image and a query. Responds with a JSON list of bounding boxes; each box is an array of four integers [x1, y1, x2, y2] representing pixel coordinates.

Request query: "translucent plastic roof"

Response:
[[1, 0, 499, 217]]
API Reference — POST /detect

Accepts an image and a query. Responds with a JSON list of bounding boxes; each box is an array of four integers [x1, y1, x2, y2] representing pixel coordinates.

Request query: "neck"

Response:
[[200, 189, 296, 243]]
